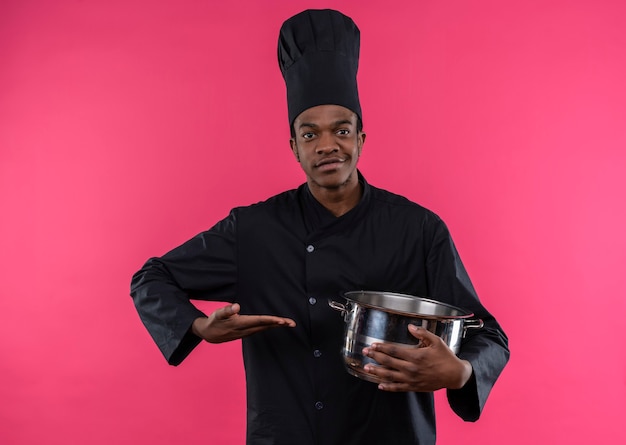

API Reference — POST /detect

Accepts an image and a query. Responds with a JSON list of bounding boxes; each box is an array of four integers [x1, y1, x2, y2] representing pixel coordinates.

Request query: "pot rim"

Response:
[[343, 290, 475, 320]]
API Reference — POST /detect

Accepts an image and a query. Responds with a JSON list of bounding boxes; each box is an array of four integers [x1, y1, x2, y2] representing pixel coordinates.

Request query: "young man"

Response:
[[131, 9, 509, 444]]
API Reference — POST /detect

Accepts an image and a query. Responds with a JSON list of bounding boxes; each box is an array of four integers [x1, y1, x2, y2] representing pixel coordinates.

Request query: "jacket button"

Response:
[[315, 401, 324, 410], [306, 245, 315, 253], [309, 297, 317, 305]]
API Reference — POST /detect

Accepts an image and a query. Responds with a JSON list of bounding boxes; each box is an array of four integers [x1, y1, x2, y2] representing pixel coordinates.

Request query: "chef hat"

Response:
[[277, 9, 362, 126]]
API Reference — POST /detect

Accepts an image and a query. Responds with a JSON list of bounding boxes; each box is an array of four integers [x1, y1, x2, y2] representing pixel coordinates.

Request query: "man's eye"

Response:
[[302, 132, 315, 139], [337, 129, 350, 136]]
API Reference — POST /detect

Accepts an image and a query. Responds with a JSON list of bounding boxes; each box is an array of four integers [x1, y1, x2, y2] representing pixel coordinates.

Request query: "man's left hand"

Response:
[[362, 324, 473, 392]]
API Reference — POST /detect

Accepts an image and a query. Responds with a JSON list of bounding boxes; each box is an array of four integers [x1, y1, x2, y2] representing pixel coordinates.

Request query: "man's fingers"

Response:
[[202, 305, 296, 343], [407, 325, 437, 345], [213, 303, 240, 320], [277, 317, 296, 327], [238, 321, 295, 337], [365, 341, 423, 363], [366, 327, 438, 361], [234, 315, 296, 330], [363, 346, 417, 376], [214, 304, 295, 328], [217, 316, 296, 342]]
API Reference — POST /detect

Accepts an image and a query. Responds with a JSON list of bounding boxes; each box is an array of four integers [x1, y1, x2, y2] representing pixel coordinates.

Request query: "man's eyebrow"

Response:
[[297, 119, 353, 129]]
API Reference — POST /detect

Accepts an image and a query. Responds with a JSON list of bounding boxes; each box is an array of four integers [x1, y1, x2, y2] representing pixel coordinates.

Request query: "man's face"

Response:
[[290, 104, 365, 192]]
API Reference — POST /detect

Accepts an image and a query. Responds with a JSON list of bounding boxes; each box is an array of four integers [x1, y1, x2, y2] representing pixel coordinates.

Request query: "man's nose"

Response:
[[316, 132, 339, 154]]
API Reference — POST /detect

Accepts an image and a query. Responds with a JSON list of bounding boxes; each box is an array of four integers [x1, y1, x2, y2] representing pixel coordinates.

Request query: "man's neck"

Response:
[[308, 180, 363, 217]]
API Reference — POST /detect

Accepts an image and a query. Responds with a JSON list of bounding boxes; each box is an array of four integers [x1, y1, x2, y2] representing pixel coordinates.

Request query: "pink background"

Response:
[[1, 0, 625, 443]]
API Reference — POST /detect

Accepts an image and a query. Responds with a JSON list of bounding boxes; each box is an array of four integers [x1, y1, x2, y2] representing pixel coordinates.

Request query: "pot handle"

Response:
[[462, 318, 484, 337], [328, 300, 347, 314]]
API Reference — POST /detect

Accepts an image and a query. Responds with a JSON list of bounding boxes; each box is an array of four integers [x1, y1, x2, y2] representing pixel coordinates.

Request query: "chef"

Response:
[[131, 9, 509, 445]]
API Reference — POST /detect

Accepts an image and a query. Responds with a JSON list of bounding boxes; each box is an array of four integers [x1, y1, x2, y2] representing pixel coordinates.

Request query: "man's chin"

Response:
[[309, 173, 355, 191]]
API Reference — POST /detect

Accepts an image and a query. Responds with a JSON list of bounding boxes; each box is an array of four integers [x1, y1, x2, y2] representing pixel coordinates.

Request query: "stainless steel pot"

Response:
[[329, 291, 483, 383]]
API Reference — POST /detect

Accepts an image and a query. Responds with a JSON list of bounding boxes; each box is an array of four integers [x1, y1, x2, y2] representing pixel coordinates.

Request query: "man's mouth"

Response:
[[315, 157, 345, 169]]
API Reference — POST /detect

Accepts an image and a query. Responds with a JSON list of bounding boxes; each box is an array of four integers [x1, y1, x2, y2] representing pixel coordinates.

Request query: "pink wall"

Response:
[[1, 0, 625, 443]]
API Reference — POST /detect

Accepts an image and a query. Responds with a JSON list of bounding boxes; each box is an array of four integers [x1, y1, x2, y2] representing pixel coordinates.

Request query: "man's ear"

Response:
[[290, 138, 300, 162], [358, 132, 366, 155]]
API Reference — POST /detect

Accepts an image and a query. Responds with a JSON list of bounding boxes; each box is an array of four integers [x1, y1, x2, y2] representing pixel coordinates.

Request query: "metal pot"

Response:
[[329, 291, 483, 383]]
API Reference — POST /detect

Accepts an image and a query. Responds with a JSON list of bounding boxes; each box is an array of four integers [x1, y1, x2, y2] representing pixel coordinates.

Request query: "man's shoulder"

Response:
[[369, 184, 440, 220], [231, 186, 302, 215]]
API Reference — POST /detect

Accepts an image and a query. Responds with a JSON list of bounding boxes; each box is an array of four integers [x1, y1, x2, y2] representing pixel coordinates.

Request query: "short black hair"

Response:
[[290, 117, 363, 138]]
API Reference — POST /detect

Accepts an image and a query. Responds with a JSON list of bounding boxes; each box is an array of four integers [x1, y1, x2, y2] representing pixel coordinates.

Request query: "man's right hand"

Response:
[[191, 303, 296, 343]]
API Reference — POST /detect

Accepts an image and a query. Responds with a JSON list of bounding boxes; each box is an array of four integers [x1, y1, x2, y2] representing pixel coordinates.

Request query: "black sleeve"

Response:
[[425, 216, 510, 421], [130, 211, 238, 365]]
